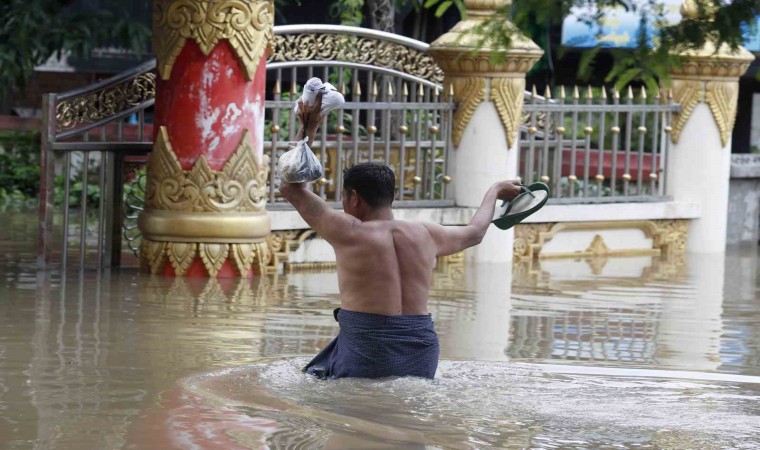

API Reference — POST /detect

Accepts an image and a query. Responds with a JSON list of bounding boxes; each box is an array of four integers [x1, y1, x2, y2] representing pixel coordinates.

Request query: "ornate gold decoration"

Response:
[[667, 37, 753, 146], [491, 78, 526, 148], [56, 72, 156, 131], [145, 126, 268, 213], [513, 220, 689, 261], [231, 242, 256, 275], [264, 230, 315, 272], [429, 0, 541, 76], [705, 80, 740, 147], [167, 242, 197, 276], [450, 77, 485, 146], [199, 243, 230, 277], [586, 235, 610, 256], [513, 223, 553, 261], [138, 126, 271, 277], [143, 240, 168, 275], [152, 0, 274, 80], [429, 0, 540, 149], [269, 33, 443, 84]]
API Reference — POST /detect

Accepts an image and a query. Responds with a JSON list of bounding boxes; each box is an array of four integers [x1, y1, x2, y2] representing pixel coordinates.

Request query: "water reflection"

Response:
[[0, 212, 759, 448]]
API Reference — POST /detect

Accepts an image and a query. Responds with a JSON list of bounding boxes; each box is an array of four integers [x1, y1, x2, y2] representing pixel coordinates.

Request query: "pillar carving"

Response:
[[669, 0, 754, 147], [428, 0, 543, 148], [140, 0, 274, 278], [664, 0, 754, 253]]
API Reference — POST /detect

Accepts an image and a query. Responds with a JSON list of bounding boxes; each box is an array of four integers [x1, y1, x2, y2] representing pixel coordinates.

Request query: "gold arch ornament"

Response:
[[152, 0, 274, 80]]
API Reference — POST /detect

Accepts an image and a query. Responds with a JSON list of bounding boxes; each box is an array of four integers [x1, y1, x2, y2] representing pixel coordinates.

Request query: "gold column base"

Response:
[[140, 238, 270, 277], [139, 210, 271, 243]]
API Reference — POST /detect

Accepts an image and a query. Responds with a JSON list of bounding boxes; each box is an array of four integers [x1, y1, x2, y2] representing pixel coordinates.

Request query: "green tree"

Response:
[[0, 0, 151, 101], [425, 0, 760, 90]]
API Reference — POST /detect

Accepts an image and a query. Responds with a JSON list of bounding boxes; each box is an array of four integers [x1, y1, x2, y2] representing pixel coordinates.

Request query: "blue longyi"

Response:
[[303, 308, 440, 379]]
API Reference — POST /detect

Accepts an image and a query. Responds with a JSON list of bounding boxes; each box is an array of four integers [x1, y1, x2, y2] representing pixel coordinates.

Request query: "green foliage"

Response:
[[0, 131, 40, 206], [330, 0, 365, 25], [0, 0, 151, 98], [423, 0, 760, 90], [422, 0, 466, 18]]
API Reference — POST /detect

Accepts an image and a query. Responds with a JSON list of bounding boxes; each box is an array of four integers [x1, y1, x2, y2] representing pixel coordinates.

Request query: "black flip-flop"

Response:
[[492, 182, 550, 230]]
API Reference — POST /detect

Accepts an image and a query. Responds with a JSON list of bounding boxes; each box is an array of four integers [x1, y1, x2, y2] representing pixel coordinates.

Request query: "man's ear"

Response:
[[350, 189, 360, 207]]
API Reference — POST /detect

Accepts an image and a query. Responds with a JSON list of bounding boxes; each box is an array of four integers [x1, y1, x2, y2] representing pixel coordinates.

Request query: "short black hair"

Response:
[[343, 163, 395, 207]]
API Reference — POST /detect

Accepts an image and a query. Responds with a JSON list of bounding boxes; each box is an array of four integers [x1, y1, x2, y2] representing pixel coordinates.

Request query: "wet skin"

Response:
[[280, 98, 521, 316]]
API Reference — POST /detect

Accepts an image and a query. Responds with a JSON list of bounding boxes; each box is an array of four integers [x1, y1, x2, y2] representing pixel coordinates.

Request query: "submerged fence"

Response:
[[520, 86, 680, 203]]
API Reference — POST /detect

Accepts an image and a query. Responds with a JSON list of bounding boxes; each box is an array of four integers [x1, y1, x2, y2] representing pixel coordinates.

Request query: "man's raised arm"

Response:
[[424, 181, 521, 256], [279, 183, 358, 244]]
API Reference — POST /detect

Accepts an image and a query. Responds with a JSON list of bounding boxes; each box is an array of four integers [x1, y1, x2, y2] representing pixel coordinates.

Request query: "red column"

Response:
[[139, 1, 274, 278]]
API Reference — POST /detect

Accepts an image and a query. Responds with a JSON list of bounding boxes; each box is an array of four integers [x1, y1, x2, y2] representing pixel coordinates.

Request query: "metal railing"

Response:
[[520, 86, 680, 203], [265, 31, 453, 205], [38, 25, 453, 269]]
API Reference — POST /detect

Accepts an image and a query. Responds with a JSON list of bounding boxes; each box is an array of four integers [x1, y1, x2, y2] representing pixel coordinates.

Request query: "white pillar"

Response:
[[429, 0, 542, 264], [666, 104, 733, 253], [666, 3, 754, 253], [453, 93, 519, 263]]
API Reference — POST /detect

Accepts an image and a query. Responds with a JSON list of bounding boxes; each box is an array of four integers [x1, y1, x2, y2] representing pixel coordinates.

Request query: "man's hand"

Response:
[[295, 92, 324, 146], [493, 180, 522, 203]]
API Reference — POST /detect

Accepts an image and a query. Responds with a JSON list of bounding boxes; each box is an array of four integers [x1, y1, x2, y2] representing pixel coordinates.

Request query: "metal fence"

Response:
[[38, 25, 453, 269], [520, 86, 680, 203]]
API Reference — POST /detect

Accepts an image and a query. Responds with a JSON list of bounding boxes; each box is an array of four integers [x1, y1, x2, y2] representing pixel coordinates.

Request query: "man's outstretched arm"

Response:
[[424, 181, 521, 256], [279, 183, 359, 244]]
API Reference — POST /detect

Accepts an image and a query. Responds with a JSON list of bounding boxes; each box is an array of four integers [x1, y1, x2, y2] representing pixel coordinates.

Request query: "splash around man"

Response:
[[279, 95, 521, 379]]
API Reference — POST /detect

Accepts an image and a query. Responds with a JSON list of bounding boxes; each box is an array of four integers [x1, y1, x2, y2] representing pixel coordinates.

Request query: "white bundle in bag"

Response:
[[277, 138, 324, 184], [293, 78, 345, 114], [320, 82, 345, 114]]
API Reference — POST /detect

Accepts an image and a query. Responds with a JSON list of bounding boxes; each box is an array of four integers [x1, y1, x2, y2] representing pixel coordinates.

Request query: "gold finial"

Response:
[[668, 88, 674, 100], [418, 83, 425, 97], [586, 85, 594, 100], [680, 0, 717, 20], [449, 83, 454, 97], [544, 85, 551, 99], [614, 87, 620, 99], [372, 81, 379, 97], [464, 0, 511, 17], [340, 81, 347, 93], [355, 82, 362, 97], [388, 82, 394, 97], [273, 80, 281, 94], [290, 80, 297, 95], [560, 85, 566, 99], [434, 84, 440, 97], [532, 85, 538, 97], [403, 83, 409, 97], [627, 86, 634, 99], [601, 88, 608, 100], [573, 85, 580, 99], [656, 88, 662, 100], [640, 86, 647, 100]]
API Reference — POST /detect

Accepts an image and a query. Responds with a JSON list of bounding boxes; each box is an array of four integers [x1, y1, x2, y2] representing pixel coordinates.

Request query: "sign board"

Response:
[[561, 0, 760, 51]]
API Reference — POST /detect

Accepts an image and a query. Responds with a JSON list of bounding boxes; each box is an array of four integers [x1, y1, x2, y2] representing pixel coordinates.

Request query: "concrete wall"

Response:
[[727, 154, 760, 246]]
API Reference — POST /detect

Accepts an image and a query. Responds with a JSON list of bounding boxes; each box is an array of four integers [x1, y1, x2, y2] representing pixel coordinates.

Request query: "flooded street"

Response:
[[1, 211, 759, 449]]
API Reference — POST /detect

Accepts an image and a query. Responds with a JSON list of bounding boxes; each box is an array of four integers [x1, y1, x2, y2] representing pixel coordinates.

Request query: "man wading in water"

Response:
[[279, 94, 522, 379]]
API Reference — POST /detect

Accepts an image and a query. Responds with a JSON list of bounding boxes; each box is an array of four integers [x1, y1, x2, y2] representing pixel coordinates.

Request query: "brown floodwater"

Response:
[[1, 210, 759, 449]]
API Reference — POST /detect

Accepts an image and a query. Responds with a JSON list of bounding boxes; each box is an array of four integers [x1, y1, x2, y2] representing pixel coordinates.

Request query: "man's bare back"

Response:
[[332, 220, 437, 316]]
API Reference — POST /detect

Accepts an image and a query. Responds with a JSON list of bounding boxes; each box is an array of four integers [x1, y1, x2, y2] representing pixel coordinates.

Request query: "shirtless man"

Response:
[[279, 96, 521, 379]]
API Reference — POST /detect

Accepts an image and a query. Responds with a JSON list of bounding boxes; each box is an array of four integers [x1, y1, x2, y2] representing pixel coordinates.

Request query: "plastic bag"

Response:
[[277, 138, 324, 184], [293, 78, 345, 114]]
